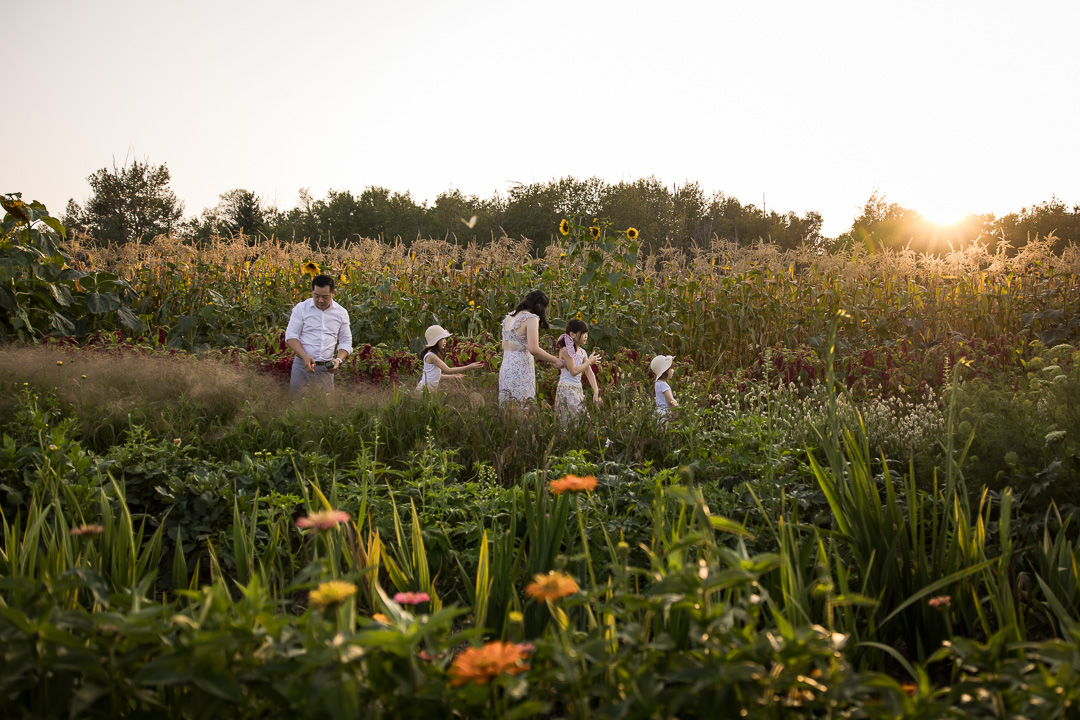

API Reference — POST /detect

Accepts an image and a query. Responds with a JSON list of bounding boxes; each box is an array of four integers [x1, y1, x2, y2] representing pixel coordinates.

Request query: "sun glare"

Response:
[[918, 202, 970, 228]]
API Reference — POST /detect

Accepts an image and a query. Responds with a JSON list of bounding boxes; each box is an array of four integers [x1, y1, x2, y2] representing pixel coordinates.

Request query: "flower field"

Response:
[[3, 198, 1080, 717]]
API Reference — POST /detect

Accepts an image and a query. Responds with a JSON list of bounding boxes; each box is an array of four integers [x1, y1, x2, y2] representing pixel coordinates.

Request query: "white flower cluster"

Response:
[[711, 381, 946, 460]]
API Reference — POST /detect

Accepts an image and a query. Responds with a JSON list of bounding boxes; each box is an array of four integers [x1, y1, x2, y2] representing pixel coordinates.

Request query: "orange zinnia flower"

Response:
[[449, 641, 529, 687], [548, 474, 597, 495], [525, 570, 579, 601], [296, 509, 351, 531]]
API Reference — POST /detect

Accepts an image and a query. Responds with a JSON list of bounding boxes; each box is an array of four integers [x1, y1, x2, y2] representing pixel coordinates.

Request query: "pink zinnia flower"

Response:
[[296, 509, 351, 531], [928, 595, 951, 609], [393, 591, 431, 605], [70, 524, 104, 537]]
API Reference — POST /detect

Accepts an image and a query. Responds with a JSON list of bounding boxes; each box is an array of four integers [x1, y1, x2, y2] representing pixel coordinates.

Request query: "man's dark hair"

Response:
[[312, 274, 335, 292]]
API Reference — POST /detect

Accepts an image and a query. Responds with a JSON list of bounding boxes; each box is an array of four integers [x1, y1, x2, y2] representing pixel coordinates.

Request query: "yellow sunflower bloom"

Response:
[[626, 227, 639, 240], [559, 219, 571, 236], [589, 226, 600, 239]]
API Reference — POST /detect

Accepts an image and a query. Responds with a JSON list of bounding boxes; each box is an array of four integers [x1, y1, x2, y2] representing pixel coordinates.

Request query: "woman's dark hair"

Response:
[[510, 289, 550, 329], [560, 319, 588, 348]]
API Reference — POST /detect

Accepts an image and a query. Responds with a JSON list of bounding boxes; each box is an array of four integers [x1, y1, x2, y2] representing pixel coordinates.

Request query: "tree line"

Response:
[[63, 158, 1080, 255]]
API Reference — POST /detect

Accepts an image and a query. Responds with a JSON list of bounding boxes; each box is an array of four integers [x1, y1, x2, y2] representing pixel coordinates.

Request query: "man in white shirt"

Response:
[[285, 274, 353, 392]]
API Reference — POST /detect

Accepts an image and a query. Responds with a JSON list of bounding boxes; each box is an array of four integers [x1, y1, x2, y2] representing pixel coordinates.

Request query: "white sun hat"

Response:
[[424, 325, 452, 346], [650, 355, 674, 377]]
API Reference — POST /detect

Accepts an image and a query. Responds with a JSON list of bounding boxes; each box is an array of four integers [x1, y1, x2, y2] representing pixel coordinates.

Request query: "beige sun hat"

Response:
[[650, 354, 674, 377], [424, 325, 452, 346]]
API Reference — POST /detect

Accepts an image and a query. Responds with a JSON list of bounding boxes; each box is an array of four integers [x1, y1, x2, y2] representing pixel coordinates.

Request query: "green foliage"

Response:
[[956, 342, 1080, 505], [0, 194, 144, 340]]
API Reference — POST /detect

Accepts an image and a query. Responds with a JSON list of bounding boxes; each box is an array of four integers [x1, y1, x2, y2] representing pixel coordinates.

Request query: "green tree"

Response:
[[216, 188, 267, 237], [992, 197, 1080, 254], [72, 158, 184, 244]]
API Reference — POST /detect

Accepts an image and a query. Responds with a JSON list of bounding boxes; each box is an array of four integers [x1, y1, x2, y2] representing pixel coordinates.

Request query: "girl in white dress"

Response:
[[498, 290, 563, 406], [416, 325, 484, 392], [554, 319, 601, 424], [651, 354, 678, 423]]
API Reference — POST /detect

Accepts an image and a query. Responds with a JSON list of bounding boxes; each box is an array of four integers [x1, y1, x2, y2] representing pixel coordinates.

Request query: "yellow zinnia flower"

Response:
[[559, 219, 571, 236], [309, 580, 357, 609]]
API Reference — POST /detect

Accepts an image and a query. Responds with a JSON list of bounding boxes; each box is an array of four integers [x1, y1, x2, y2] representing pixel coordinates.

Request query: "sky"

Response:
[[3, 0, 1078, 237]]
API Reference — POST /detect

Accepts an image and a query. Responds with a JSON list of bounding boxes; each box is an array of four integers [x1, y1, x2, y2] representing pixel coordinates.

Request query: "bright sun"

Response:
[[918, 201, 970, 228]]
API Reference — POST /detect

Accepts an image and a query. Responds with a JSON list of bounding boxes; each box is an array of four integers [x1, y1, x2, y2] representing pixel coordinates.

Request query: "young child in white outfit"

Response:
[[416, 325, 484, 391], [553, 319, 601, 424], [650, 354, 678, 421]]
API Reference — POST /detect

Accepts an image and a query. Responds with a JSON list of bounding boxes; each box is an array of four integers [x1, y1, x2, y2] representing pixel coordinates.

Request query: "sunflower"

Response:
[[559, 219, 571, 236], [589, 226, 600, 239], [626, 227, 639, 240], [0, 195, 30, 223], [303, 261, 319, 277], [525, 570, 579, 601]]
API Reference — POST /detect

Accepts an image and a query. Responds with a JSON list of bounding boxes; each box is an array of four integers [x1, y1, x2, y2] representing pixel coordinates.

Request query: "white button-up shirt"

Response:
[[285, 298, 353, 361]]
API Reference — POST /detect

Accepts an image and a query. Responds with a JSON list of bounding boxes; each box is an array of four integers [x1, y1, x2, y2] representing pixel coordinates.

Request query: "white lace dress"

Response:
[[499, 312, 537, 406]]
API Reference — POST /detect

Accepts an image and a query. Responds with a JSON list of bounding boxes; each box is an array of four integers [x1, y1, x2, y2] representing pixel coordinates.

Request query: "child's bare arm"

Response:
[[585, 365, 600, 402]]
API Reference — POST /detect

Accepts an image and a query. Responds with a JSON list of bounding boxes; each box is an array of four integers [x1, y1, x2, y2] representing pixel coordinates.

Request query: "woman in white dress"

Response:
[[499, 290, 563, 406]]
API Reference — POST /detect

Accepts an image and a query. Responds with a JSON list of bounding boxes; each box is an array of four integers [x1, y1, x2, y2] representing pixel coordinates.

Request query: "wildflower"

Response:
[[371, 613, 390, 625], [394, 591, 431, 605], [70, 524, 104, 537], [549, 474, 597, 495], [449, 641, 530, 686], [469, 300, 475, 307], [48, 444, 59, 451], [56, 360, 63, 366], [928, 595, 951, 608], [626, 227, 639, 240], [173, 438, 181, 445], [902, 682, 917, 696], [589, 226, 600, 239], [559, 219, 571, 236], [525, 570, 579, 601], [81, 375, 87, 379], [296, 509, 351, 531], [309, 580, 357, 609]]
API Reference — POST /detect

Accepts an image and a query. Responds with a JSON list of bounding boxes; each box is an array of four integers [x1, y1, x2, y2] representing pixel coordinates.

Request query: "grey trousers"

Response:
[[290, 356, 334, 393]]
